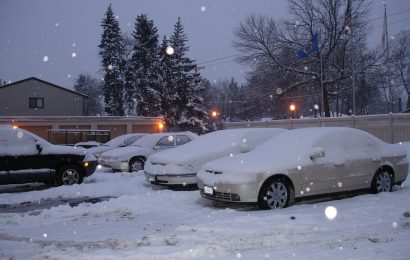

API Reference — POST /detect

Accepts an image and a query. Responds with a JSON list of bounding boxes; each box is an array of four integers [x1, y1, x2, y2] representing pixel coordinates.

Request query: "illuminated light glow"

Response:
[[83, 162, 89, 167], [158, 122, 164, 130], [212, 111, 217, 117], [325, 206, 338, 220], [43, 56, 49, 62], [167, 135, 174, 142], [200, 6, 206, 12], [290, 104, 296, 111], [12, 125, 18, 129], [166, 46, 175, 55]]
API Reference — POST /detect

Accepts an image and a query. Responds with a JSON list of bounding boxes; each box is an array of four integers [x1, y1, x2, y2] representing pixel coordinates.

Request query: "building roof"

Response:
[[0, 77, 89, 98]]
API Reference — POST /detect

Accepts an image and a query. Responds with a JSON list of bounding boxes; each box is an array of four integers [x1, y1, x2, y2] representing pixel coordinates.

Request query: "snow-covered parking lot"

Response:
[[0, 165, 409, 259]]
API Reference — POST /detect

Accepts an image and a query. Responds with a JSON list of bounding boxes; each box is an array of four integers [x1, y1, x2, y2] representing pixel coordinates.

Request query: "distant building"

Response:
[[0, 77, 88, 116]]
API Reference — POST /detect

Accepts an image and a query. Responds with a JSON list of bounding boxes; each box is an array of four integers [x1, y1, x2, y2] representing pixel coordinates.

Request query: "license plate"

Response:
[[204, 185, 213, 195]]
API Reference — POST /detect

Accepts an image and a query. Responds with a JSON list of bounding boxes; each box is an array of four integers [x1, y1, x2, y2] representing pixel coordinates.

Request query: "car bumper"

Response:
[[145, 171, 197, 186], [197, 177, 260, 203]]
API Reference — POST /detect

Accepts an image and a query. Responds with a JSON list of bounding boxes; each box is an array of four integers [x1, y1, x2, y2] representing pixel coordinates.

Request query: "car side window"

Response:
[[124, 135, 141, 146], [176, 135, 191, 146], [155, 136, 175, 148]]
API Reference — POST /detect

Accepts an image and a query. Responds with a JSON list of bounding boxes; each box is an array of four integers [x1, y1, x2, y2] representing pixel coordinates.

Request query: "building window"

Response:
[[29, 97, 44, 109]]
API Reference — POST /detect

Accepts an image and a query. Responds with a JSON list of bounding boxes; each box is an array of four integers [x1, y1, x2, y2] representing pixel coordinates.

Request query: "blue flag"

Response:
[[297, 34, 319, 59]]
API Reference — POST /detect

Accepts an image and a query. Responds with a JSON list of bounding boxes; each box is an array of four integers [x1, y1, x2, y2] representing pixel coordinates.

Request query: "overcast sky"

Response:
[[0, 0, 409, 89]]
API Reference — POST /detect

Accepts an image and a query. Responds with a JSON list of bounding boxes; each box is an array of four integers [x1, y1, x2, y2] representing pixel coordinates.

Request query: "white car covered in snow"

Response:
[[144, 128, 286, 186], [88, 133, 146, 160], [197, 127, 409, 210], [99, 132, 197, 172]]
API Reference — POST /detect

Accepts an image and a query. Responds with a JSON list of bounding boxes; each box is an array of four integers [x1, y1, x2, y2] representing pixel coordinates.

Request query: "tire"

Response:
[[370, 168, 393, 194], [57, 164, 83, 186], [258, 177, 294, 210], [129, 158, 145, 172]]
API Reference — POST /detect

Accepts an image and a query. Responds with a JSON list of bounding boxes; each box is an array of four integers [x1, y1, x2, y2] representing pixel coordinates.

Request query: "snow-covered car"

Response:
[[0, 125, 97, 186], [100, 132, 197, 172], [197, 127, 409, 210], [88, 133, 146, 160], [74, 141, 102, 149], [144, 128, 286, 186]]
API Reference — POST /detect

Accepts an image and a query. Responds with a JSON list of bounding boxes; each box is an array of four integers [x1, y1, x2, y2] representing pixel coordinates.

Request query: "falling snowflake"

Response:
[[229, 153, 234, 157], [43, 233, 48, 238], [306, 187, 311, 192], [107, 64, 113, 70], [236, 253, 242, 258], [43, 56, 49, 62], [67, 74, 71, 78], [55, 23, 59, 27], [392, 222, 398, 228], [97, 165, 102, 170], [72, 43, 76, 47], [304, 66, 308, 71], [314, 104, 319, 110], [297, 165, 302, 170], [242, 138, 247, 143], [200, 6, 206, 12], [166, 46, 175, 55], [325, 206, 337, 220], [17, 131, 24, 139], [337, 182, 343, 188], [71, 52, 77, 58], [167, 135, 174, 142]]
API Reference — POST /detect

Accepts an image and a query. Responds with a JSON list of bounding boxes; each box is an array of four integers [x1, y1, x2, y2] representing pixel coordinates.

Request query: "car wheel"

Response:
[[129, 158, 145, 172], [57, 165, 83, 186], [371, 168, 393, 193], [258, 177, 293, 210]]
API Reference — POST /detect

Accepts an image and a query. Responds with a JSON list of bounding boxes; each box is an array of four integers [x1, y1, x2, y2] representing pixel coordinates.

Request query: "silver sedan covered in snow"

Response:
[[197, 127, 409, 210], [144, 128, 286, 186]]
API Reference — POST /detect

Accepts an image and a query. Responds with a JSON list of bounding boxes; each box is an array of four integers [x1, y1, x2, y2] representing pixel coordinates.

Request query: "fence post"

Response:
[[352, 115, 355, 128]]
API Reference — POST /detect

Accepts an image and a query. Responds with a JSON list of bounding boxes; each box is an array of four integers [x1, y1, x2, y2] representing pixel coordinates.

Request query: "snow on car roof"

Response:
[[104, 133, 146, 147], [149, 128, 285, 165]]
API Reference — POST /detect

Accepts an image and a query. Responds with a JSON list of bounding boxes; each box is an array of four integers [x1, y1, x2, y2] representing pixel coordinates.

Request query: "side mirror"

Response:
[[36, 143, 43, 154], [309, 147, 325, 160]]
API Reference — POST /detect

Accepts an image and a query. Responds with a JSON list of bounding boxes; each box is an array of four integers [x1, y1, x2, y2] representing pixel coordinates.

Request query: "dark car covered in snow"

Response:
[[0, 125, 97, 186]]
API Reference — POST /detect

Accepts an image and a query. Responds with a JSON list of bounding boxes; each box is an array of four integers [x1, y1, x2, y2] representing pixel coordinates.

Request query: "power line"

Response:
[[368, 9, 410, 22], [197, 55, 238, 65]]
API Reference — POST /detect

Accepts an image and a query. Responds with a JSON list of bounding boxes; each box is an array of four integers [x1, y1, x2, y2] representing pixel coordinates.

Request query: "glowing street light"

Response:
[[290, 103, 296, 119], [158, 122, 165, 132]]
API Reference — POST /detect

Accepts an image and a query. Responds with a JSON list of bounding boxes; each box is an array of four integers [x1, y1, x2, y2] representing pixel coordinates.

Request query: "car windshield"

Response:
[[131, 134, 159, 148], [104, 134, 134, 147]]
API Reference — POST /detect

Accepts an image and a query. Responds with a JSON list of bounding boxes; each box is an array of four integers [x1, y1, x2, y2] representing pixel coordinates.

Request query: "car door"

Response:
[[300, 132, 349, 195], [342, 130, 381, 190], [175, 135, 192, 146]]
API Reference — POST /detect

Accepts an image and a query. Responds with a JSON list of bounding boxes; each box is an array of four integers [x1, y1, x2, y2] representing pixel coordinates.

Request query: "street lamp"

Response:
[[211, 111, 218, 131], [290, 104, 296, 119]]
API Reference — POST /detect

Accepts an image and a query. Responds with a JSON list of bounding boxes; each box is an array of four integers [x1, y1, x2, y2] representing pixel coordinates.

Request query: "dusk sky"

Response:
[[0, 0, 409, 89]]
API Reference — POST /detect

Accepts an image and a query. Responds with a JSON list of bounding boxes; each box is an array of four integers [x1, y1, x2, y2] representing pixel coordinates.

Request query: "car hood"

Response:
[[102, 146, 151, 157], [88, 145, 114, 156], [42, 144, 88, 157], [149, 146, 240, 170]]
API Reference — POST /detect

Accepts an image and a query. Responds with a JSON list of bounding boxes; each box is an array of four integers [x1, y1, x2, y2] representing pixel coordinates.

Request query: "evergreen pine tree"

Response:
[[98, 4, 125, 116], [126, 14, 161, 116], [158, 36, 178, 128], [169, 17, 209, 133]]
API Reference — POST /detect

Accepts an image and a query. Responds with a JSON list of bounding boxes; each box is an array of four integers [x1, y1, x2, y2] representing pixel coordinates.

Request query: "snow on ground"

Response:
[[1, 148, 410, 259]]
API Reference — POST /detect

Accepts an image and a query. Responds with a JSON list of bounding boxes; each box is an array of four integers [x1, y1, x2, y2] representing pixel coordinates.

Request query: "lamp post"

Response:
[[290, 104, 296, 119], [211, 111, 217, 131]]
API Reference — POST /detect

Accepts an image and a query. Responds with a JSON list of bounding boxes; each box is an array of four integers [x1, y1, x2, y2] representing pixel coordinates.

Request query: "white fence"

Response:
[[223, 113, 410, 144]]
